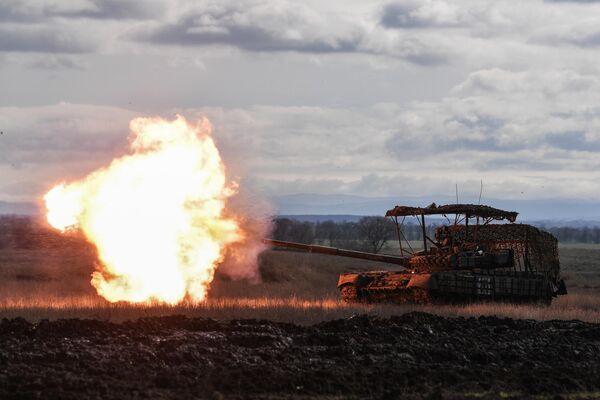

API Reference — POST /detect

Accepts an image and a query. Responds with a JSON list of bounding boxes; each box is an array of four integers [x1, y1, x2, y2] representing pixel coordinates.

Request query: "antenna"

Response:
[[478, 180, 483, 205], [455, 183, 459, 204], [454, 184, 459, 225]]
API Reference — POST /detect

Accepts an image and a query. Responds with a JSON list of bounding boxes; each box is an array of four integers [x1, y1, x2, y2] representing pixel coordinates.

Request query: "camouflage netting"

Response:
[[386, 203, 518, 222], [444, 224, 560, 279]]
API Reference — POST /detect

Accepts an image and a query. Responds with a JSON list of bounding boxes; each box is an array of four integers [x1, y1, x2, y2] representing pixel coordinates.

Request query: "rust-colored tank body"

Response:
[[265, 203, 568, 305]]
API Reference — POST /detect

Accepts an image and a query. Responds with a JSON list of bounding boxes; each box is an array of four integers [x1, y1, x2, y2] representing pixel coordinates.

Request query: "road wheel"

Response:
[[340, 284, 359, 303], [410, 287, 432, 304], [541, 296, 553, 306], [393, 287, 431, 304]]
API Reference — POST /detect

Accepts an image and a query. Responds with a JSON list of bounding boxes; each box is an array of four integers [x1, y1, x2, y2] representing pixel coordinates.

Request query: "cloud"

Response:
[[189, 74, 600, 200], [546, 131, 600, 151], [27, 55, 86, 70], [0, 0, 167, 23], [377, 0, 600, 65], [4, 91, 600, 203], [0, 0, 455, 64], [1, 0, 599, 65], [0, 26, 95, 53], [132, 0, 452, 65], [380, 0, 465, 29], [385, 68, 600, 173], [136, 2, 363, 54], [0, 103, 138, 167], [563, 31, 600, 48], [50, 0, 167, 20], [0, 0, 43, 23], [3, 2, 600, 203], [191, 105, 392, 178], [545, 0, 600, 3], [0, 103, 141, 201]]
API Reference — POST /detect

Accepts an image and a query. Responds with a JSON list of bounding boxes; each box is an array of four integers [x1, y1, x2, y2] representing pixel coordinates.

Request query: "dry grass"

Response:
[[0, 296, 358, 324], [1, 245, 599, 324], [2, 294, 599, 325]]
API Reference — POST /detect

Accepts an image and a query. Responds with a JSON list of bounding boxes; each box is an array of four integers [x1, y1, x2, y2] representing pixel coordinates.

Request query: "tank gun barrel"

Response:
[[263, 239, 409, 267]]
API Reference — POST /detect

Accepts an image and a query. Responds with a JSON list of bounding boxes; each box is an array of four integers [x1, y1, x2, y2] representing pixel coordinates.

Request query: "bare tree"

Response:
[[288, 221, 315, 244], [272, 218, 294, 241], [315, 220, 338, 245], [358, 216, 395, 253], [272, 218, 315, 244]]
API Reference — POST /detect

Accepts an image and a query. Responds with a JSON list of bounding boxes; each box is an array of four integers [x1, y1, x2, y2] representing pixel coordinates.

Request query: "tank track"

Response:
[[340, 285, 431, 304]]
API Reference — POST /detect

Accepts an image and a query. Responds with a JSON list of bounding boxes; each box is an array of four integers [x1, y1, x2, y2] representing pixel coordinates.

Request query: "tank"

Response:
[[265, 203, 568, 305]]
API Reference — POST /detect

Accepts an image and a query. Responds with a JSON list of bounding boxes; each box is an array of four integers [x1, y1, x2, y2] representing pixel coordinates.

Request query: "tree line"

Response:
[[1, 215, 600, 252], [272, 216, 437, 253], [272, 217, 600, 252], [0, 215, 88, 250], [542, 225, 600, 244]]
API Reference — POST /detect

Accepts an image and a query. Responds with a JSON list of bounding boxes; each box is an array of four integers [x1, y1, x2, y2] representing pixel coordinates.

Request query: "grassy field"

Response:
[[1, 242, 599, 324]]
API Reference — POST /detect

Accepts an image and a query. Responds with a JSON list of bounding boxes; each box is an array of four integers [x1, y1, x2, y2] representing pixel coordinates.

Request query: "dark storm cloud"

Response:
[[138, 13, 362, 54], [0, 27, 94, 53]]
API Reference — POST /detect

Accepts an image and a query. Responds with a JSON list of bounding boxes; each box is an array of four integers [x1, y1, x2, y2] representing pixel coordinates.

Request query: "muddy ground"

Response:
[[1, 312, 599, 400]]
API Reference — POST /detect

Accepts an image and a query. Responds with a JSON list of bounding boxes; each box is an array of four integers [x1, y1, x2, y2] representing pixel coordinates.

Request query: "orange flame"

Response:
[[44, 116, 243, 304]]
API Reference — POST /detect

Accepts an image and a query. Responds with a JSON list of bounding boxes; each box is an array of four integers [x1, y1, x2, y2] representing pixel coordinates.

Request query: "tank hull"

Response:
[[338, 270, 557, 305], [265, 204, 567, 305]]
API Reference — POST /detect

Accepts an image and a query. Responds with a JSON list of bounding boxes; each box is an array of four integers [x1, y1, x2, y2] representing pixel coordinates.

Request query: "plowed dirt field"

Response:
[[2, 312, 599, 399]]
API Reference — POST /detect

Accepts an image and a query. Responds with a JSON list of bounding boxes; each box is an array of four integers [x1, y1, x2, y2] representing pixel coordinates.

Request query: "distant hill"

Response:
[[4, 194, 600, 227], [270, 193, 600, 223], [0, 201, 39, 215], [278, 215, 364, 223]]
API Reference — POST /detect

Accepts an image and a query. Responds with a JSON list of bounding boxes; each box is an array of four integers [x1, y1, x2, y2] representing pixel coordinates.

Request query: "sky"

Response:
[[2, 0, 600, 209]]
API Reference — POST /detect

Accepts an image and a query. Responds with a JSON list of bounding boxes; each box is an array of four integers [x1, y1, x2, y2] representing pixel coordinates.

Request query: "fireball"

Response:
[[44, 116, 243, 304]]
